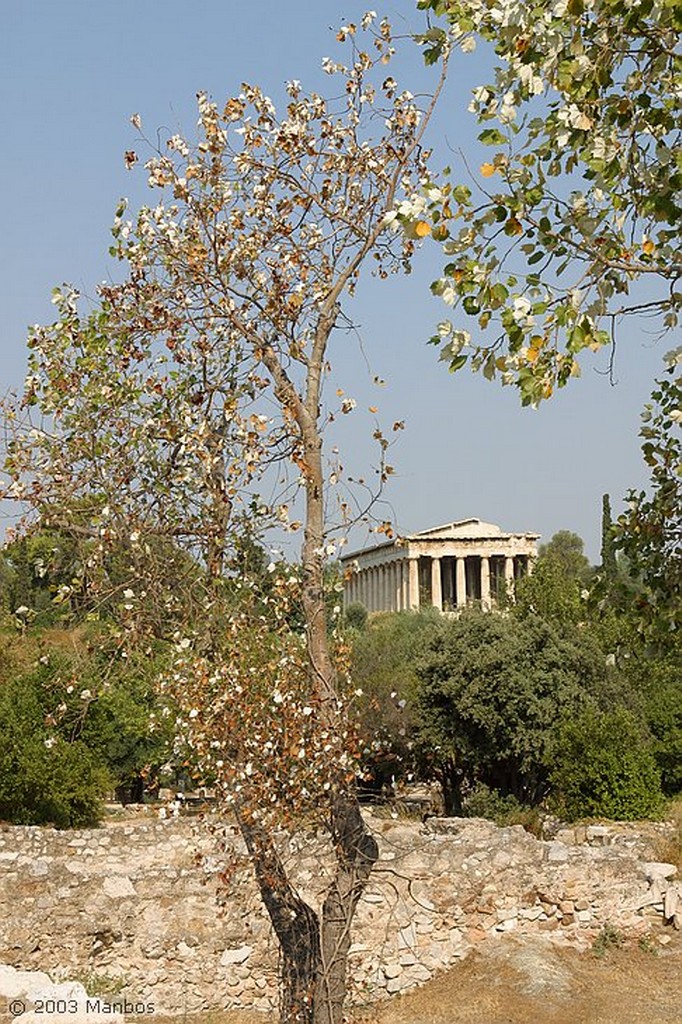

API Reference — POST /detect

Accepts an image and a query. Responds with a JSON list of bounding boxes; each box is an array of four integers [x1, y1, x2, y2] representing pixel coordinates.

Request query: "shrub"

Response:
[[414, 610, 608, 811], [351, 609, 443, 789], [0, 675, 107, 827], [549, 706, 664, 821], [344, 602, 368, 631]]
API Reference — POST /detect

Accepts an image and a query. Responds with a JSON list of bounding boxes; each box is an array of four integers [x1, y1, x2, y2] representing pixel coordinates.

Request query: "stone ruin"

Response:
[[0, 811, 679, 1016]]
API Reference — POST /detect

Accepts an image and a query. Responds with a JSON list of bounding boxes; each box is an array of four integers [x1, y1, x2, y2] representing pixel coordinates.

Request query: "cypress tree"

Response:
[[601, 494, 617, 582]]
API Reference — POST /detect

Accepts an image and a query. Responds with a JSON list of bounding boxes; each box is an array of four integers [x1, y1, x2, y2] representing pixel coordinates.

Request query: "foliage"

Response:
[[413, 610, 607, 810], [549, 705, 664, 821], [600, 494, 617, 582], [513, 530, 592, 628], [631, 640, 682, 796], [0, 528, 81, 625], [343, 602, 368, 632], [0, 641, 174, 824], [460, 783, 542, 835], [1, 18, 448, 1023], [413, 0, 680, 404], [539, 530, 593, 583], [612, 364, 681, 644], [350, 610, 443, 789], [513, 551, 585, 626], [0, 672, 107, 828], [592, 922, 625, 959]]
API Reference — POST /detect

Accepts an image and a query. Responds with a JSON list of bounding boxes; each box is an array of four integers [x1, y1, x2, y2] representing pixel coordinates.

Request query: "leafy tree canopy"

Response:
[[413, 609, 609, 809], [612, 365, 681, 643], [411, 0, 680, 405], [539, 529, 592, 582]]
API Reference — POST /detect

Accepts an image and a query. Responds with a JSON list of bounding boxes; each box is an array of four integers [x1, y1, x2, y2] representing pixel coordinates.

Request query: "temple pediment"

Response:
[[413, 518, 506, 540]]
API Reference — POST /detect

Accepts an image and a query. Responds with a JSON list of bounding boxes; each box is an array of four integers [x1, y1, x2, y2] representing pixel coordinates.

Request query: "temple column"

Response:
[[481, 556, 491, 611], [505, 556, 515, 602], [393, 561, 403, 606], [408, 558, 419, 610], [431, 556, 442, 611], [456, 557, 467, 608], [371, 567, 378, 611], [395, 561, 405, 606], [380, 564, 388, 612]]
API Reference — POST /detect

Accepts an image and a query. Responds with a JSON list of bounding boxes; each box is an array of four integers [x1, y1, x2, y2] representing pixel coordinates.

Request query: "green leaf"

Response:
[[527, 250, 545, 265], [448, 355, 468, 373], [479, 128, 507, 146]]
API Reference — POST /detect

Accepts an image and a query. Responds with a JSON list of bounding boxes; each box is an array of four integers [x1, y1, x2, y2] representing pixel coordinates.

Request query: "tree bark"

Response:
[[237, 811, 321, 1024], [314, 793, 379, 1024], [440, 759, 463, 816]]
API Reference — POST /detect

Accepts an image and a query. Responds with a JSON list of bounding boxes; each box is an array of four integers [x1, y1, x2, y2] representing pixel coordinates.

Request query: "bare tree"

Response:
[[2, 17, 447, 1023]]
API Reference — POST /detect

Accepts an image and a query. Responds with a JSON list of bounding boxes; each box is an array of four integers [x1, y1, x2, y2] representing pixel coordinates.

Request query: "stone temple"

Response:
[[341, 518, 539, 613]]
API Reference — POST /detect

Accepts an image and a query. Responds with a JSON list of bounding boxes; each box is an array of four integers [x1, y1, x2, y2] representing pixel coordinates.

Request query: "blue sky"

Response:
[[0, 1, 669, 560]]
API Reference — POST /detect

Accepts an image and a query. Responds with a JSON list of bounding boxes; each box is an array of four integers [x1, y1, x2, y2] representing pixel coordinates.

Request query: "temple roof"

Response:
[[341, 518, 540, 561]]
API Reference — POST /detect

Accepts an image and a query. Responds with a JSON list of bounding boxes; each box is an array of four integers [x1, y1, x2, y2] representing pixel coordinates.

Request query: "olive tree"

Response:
[[1, 17, 447, 1024]]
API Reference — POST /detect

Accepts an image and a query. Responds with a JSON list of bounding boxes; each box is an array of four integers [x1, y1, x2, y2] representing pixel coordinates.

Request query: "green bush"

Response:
[[351, 609, 443, 788], [462, 784, 543, 835], [0, 676, 108, 827], [549, 706, 664, 821], [462, 783, 523, 821], [0, 641, 174, 826], [414, 610, 608, 811], [344, 602, 368, 631]]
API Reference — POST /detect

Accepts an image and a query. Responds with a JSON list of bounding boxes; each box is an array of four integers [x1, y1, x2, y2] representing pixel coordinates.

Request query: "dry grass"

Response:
[[132, 938, 682, 1024], [655, 796, 682, 872]]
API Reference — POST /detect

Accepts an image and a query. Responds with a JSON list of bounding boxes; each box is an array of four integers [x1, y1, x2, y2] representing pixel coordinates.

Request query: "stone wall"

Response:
[[0, 812, 678, 1015]]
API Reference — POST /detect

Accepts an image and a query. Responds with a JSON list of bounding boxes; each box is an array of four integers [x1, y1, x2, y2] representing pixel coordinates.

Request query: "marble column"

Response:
[[381, 564, 389, 612], [431, 556, 442, 611], [394, 562, 402, 611], [481, 556, 491, 610], [408, 558, 419, 610], [456, 557, 467, 608], [505, 556, 515, 602]]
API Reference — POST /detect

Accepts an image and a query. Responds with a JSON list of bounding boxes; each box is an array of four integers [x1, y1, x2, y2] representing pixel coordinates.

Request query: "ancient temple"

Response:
[[341, 518, 539, 613]]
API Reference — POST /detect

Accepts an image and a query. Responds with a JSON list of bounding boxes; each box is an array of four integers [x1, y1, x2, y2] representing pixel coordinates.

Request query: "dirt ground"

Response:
[[145, 934, 681, 1024]]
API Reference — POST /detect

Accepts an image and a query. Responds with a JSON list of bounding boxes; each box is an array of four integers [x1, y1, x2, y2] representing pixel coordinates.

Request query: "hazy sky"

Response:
[[1, 1, 669, 560]]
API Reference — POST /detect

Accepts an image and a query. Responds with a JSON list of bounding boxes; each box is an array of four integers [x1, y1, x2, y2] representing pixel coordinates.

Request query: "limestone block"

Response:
[[220, 945, 253, 966], [664, 887, 679, 921], [642, 862, 677, 883], [102, 876, 136, 899], [586, 826, 609, 845], [382, 963, 402, 979]]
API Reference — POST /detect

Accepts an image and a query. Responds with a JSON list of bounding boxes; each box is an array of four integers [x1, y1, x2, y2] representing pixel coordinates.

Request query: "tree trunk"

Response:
[[238, 793, 378, 1024], [440, 759, 463, 816], [314, 793, 379, 1024], [237, 811, 321, 1024], [259, 315, 380, 1023]]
